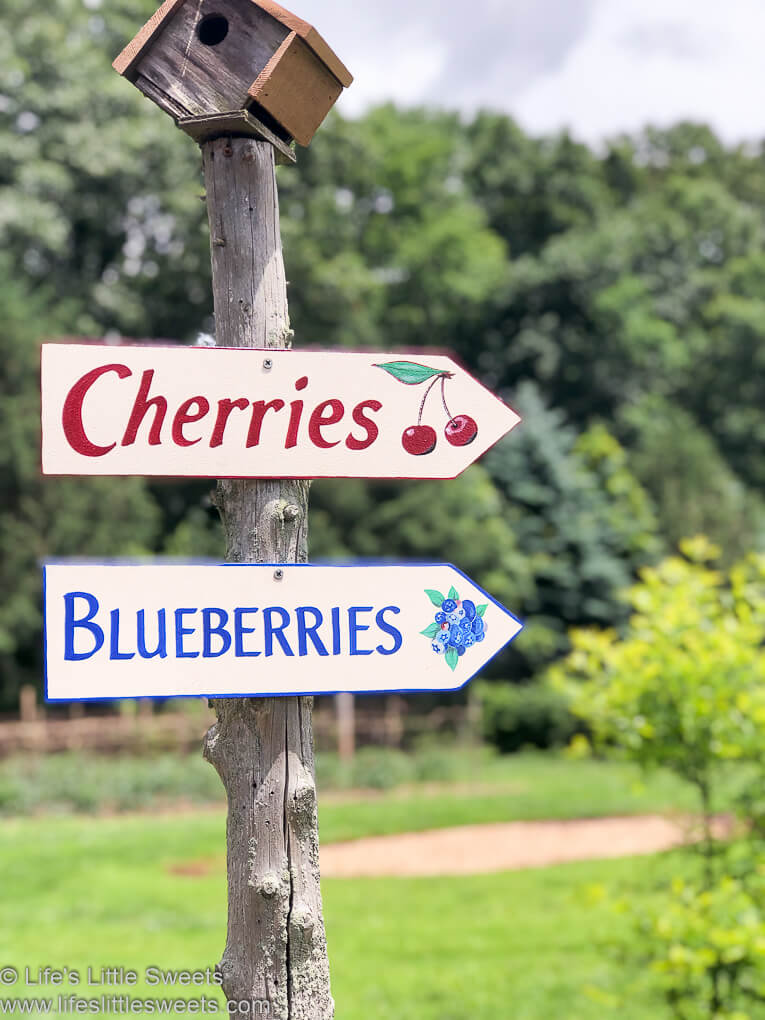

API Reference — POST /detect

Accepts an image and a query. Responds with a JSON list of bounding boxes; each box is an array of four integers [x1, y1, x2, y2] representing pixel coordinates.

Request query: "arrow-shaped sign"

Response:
[[43, 563, 522, 701], [41, 344, 520, 479]]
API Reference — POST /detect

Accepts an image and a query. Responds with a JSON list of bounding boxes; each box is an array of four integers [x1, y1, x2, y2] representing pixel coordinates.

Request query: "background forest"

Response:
[[3, 0, 765, 711]]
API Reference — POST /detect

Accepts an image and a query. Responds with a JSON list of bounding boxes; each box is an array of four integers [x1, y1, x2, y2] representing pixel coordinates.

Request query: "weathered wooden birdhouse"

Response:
[[113, 0, 352, 161]]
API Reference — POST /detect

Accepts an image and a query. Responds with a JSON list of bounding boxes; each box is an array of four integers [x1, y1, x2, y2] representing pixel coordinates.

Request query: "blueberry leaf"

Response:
[[425, 589, 445, 607], [448, 586, 458, 600], [375, 361, 444, 385], [445, 647, 459, 671], [421, 623, 440, 638], [477, 604, 488, 617]]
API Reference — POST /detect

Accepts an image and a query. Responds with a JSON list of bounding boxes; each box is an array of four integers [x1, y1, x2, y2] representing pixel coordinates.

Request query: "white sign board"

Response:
[[41, 344, 520, 479], [43, 563, 523, 701]]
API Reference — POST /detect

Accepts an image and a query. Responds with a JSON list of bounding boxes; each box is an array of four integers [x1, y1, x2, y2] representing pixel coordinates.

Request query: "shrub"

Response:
[[477, 681, 583, 753], [639, 874, 765, 1018], [0, 753, 224, 816], [411, 743, 461, 783], [314, 752, 350, 791], [548, 539, 765, 1018], [349, 748, 415, 790]]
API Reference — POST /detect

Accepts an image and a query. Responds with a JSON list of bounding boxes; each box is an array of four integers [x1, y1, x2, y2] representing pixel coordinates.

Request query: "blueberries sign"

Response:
[[43, 563, 523, 700], [41, 344, 520, 480]]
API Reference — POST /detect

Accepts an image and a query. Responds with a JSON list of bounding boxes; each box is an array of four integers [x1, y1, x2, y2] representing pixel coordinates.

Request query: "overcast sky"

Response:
[[296, 0, 765, 144]]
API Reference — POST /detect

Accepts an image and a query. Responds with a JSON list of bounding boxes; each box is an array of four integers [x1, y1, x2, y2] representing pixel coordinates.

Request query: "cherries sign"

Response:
[[42, 345, 520, 480]]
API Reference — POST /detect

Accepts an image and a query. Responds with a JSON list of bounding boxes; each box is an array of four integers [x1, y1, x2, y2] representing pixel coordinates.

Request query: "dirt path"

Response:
[[319, 814, 731, 878]]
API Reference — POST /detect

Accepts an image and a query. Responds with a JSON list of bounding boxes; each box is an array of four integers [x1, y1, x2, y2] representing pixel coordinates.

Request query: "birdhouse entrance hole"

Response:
[[197, 14, 229, 47]]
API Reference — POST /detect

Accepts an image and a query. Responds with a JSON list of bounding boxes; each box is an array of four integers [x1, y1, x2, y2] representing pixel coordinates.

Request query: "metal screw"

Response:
[[273, 569, 284, 581], [263, 358, 273, 370]]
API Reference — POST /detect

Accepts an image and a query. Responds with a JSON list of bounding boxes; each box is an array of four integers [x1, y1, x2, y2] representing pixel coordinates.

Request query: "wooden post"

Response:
[[464, 684, 482, 746], [200, 138, 333, 1020], [19, 684, 38, 723], [335, 693, 355, 761], [385, 694, 404, 747]]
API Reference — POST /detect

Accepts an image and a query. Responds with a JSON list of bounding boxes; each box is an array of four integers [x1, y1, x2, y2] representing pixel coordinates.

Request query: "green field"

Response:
[[0, 753, 707, 1017], [0, 752, 709, 1018], [317, 751, 699, 842], [0, 809, 675, 1019]]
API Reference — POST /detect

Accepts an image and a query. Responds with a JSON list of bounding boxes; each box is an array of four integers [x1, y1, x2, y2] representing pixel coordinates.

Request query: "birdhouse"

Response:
[[113, 0, 353, 161]]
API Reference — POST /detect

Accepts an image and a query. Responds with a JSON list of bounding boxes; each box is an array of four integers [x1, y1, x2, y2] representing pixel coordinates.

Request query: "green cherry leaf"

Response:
[[375, 361, 445, 385], [477, 604, 488, 617], [445, 647, 459, 671], [425, 589, 445, 607], [421, 623, 440, 638], [448, 586, 459, 600]]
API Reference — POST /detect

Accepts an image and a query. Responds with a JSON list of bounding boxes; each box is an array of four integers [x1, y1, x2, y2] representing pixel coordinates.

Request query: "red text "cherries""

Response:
[[62, 364, 383, 457]]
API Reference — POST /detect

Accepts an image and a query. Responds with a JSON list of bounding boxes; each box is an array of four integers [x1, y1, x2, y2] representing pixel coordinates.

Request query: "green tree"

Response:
[[280, 105, 508, 355], [0, 0, 210, 339], [483, 383, 661, 673], [0, 271, 162, 706], [618, 395, 765, 561], [477, 172, 764, 426], [693, 253, 765, 489], [465, 112, 615, 256]]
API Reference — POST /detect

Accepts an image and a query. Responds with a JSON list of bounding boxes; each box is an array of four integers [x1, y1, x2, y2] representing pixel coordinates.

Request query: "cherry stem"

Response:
[[440, 375, 454, 421], [418, 374, 445, 425]]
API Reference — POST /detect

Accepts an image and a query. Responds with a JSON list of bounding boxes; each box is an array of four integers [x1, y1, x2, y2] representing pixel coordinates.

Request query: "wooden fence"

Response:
[[0, 688, 471, 758]]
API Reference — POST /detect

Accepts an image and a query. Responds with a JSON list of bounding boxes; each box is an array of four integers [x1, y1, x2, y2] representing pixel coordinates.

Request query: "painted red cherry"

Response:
[[444, 415, 477, 447], [402, 425, 437, 455]]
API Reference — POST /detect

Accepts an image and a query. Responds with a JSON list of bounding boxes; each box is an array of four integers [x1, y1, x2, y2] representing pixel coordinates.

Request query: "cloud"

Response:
[[619, 21, 715, 61], [298, 0, 765, 142], [512, 0, 765, 142], [297, 0, 597, 114]]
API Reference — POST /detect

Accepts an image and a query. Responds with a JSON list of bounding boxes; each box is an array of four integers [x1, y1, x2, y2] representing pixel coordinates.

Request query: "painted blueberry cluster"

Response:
[[420, 585, 487, 671]]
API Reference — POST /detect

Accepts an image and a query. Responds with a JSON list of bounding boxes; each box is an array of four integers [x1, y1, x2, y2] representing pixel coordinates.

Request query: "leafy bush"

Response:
[[315, 743, 463, 790], [550, 537, 765, 792], [639, 875, 765, 1019], [0, 742, 484, 815], [549, 538, 765, 1018], [314, 752, 348, 792], [477, 681, 583, 753], [410, 741, 461, 783], [348, 748, 415, 790], [0, 753, 224, 816]]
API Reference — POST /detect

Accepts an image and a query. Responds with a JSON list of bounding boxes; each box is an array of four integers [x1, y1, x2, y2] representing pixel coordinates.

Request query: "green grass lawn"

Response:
[[318, 752, 699, 842], [0, 753, 711, 1017], [0, 810, 674, 1019]]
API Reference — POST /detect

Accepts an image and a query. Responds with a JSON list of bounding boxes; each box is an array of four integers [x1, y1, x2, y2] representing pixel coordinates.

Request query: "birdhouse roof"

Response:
[[113, 0, 353, 87]]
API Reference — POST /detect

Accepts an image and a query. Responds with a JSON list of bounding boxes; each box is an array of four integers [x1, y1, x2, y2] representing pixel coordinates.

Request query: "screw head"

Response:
[[263, 358, 273, 371], [273, 569, 284, 580]]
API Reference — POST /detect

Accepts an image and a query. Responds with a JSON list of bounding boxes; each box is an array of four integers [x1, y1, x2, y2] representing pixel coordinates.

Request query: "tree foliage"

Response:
[[0, 262, 161, 707], [2, 0, 765, 702], [484, 383, 661, 670]]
